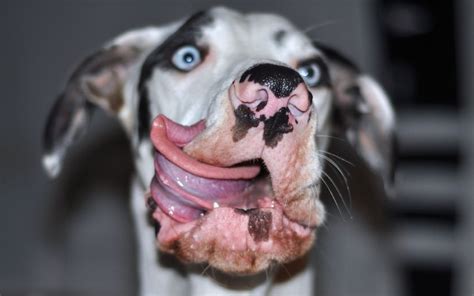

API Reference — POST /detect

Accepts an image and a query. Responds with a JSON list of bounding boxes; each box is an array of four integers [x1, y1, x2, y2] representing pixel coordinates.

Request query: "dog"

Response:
[[42, 7, 395, 296]]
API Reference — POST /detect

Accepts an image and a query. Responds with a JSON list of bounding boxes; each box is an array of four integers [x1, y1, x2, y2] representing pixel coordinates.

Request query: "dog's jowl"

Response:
[[43, 6, 396, 295]]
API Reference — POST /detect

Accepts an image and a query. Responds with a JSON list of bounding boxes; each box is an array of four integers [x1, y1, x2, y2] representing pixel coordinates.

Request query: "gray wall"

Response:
[[1, 0, 383, 294]]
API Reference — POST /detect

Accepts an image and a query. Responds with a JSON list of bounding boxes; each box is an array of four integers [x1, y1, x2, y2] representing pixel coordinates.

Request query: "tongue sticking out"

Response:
[[149, 115, 263, 223], [151, 115, 260, 180]]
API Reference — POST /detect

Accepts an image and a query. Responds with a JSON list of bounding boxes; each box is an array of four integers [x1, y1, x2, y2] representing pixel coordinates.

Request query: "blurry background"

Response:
[[1, 0, 473, 295]]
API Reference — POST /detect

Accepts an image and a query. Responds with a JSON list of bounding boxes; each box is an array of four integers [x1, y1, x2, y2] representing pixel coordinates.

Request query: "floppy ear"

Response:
[[315, 42, 397, 196], [43, 27, 166, 178]]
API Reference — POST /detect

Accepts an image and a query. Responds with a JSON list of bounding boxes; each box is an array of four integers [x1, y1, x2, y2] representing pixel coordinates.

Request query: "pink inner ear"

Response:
[[150, 115, 260, 180]]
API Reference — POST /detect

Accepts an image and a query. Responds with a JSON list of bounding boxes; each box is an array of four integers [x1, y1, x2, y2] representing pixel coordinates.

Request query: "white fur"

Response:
[[42, 153, 61, 178], [131, 177, 189, 296], [358, 75, 395, 132]]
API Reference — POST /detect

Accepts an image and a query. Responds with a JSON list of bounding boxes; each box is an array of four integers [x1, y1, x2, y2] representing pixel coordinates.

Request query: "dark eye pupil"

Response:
[[305, 67, 314, 78], [183, 52, 194, 63]]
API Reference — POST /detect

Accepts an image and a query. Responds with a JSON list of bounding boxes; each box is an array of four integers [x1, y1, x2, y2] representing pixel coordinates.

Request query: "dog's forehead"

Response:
[[209, 7, 297, 34], [205, 7, 317, 59]]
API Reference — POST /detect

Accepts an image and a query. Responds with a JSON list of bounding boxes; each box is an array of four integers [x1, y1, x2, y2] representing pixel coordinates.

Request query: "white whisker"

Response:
[[316, 134, 347, 143], [279, 261, 291, 278], [320, 150, 354, 166], [321, 170, 352, 220], [303, 19, 340, 34], [201, 264, 212, 276], [319, 153, 353, 214], [320, 174, 344, 220]]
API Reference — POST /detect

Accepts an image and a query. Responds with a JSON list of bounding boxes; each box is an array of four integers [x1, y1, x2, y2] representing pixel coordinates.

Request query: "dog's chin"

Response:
[[152, 200, 315, 274], [147, 115, 320, 274]]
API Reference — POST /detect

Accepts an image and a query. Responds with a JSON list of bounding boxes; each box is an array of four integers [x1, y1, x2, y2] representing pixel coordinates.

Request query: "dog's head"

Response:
[[43, 7, 395, 274]]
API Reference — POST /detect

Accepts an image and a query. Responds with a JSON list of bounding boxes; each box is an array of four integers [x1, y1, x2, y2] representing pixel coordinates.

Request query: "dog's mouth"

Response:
[[146, 115, 321, 274], [150, 115, 271, 223], [152, 153, 269, 222]]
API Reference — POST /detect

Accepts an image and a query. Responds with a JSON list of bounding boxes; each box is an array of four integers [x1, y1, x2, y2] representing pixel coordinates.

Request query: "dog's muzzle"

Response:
[[147, 62, 323, 274]]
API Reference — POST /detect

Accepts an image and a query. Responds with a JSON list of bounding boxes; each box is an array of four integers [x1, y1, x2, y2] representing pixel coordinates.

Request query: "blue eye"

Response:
[[171, 45, 202, 71], [297, 63, 321, 87]]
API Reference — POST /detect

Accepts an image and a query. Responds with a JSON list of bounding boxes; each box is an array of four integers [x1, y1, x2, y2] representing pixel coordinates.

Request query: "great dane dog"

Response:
[[43, 7, 395, 296]]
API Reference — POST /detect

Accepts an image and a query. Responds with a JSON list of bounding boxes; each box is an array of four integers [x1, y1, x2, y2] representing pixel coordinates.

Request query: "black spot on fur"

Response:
[[233, 106, 294, 147], [331, 84, 366, 133], [240, 64, 304, 98], [247, 209, 272, 242], [347, 85, 367, 122], [274, 30, 287, 44], [232, 105, 262, 142], [312, 41, 360, 73], [137, 87, 150, 141], [263, 107, 293, 148], [136, 11, 213, 141]]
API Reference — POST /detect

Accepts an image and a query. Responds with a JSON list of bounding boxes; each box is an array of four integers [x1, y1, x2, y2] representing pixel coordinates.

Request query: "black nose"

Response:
[[239, 63, 304, 98]]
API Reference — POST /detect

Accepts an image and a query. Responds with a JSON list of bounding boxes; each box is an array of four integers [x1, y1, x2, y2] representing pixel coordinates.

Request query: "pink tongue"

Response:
[[155, 153, 252, 206], [149, 115, 262, 223], [150, 115, 260, 179], [152, 153, 261, 222]]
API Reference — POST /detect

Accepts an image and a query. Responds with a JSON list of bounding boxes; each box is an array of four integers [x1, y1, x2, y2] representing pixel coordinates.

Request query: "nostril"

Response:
[[288, 102, 304, 117], [236, 82, 269, 110], [232, 67, 312, 119], [256, 89, 268, 102], [253, 89, 269, 110], [288, 89, 311, 117]]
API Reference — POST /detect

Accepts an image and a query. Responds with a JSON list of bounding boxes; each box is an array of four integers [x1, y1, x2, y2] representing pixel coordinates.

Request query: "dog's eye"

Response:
[[297, 63, 321, 87], [171, 45, 202, 72]]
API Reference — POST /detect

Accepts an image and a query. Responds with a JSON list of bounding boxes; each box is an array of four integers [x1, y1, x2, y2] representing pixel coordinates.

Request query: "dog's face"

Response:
[[43, 7, 395, 275]]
